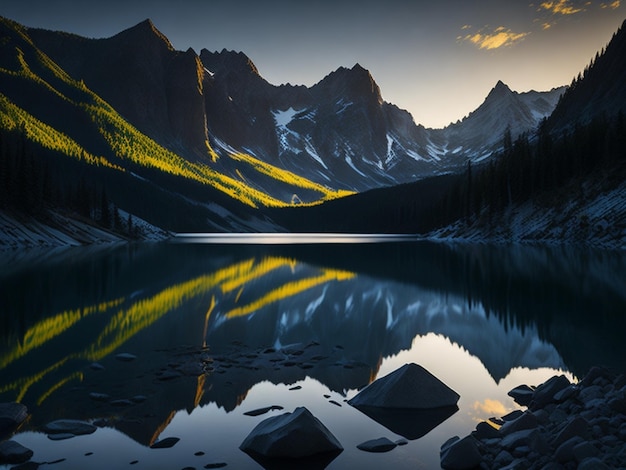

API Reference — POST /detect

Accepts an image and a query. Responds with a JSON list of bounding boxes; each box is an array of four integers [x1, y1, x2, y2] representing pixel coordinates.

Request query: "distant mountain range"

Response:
[[27, 19, 565, 193], [0, 15, 624, 241]]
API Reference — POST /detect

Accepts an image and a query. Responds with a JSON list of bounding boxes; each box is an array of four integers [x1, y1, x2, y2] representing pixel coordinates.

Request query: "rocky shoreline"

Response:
[[440, 366, 626, 469]]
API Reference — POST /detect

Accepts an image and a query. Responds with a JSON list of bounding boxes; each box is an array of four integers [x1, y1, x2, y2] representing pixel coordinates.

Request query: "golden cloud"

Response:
[[601, 0, 621, 8], [473, 399, 509, 417], [539, 0, 585, 14], [462, 26, 530, 50]]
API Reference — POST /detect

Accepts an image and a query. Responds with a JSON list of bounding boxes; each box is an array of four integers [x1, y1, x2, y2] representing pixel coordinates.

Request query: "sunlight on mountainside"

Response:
[[0, 16, 355, 210]]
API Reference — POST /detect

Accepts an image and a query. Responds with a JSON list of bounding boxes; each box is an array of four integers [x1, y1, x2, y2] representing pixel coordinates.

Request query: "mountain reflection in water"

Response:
[[0, 240, 624, 467]]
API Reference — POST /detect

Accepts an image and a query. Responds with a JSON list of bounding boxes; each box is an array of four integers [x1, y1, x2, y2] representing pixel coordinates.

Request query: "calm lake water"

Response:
[[1, 239, 625, 469]]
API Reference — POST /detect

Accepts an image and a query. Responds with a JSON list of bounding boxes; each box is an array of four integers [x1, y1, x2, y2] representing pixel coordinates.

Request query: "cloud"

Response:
[[600, 0, 621, 8], [461, 26, 530, 50], [538, 0, 585, 15], [472, 399, 509, 418]]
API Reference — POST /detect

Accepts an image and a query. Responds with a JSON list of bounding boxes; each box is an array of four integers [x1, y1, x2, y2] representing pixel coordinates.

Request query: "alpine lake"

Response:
[[1, 236, 625, 469]]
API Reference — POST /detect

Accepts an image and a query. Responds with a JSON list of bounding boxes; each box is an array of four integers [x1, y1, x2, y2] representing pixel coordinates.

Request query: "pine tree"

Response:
[[100, 187, 110, 228]]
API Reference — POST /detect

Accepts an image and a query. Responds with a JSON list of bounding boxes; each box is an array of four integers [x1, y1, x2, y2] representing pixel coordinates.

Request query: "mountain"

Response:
[[278, 19, 626, 241], [0, 15, 572, 242], [548, 19, 626, 132], [28, 19, 564, 194], [0, 16, 291, 238], [432, 81, 566, 162]]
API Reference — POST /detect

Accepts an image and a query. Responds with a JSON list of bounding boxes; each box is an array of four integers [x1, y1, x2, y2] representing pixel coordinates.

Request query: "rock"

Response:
[[502, 410, 524, 422], [348, 363, 459, 409], [553, 385, 577, 402], [356, 437, 397, 453], [573, 441, 600, 461], [203, 464, 227, 469], [243, 406, 284, 417], [0, 403, 28, 439], [580, 366, 614, 387], [578, 457, 611, 470], [500, 458, 528, 470], [239, 407, 342, 459], [500, 412, 538, 435], [494, 449, 514, 467], [43, 419, 96, 436], [500, 429, 535, 450], [0, 440, 33, 464], [473, 421, 500, 440], [150, 437, 180, 449], [47, 433, 76, 440], [88, 392, 110, 402], [531, 375, 570, 409], [580, 385, 603, 403], [554, 436, 584, 463], [115, 353, 137, 362], [440, 436, 482, 470], [110, 399, 134, 407], [508, 385, 535, 407], [552, 416, 590, 448]]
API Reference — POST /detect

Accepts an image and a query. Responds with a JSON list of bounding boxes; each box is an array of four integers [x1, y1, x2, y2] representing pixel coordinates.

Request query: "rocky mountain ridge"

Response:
[[27, 18, 565, 193]]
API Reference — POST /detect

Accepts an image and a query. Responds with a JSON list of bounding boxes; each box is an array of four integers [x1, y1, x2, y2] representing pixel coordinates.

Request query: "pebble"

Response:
[[150, 437, 180, 449], [356, 437, 397, 453], [115, 353, 137, 362]]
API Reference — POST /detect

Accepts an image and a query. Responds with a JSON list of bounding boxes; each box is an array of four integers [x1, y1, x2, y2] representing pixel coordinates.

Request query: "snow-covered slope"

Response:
[[0, 210, 169, 249], [429, 175, 626, 249]]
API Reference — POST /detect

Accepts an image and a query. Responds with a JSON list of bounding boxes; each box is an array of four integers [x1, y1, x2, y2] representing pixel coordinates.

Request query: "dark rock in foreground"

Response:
[[0, 440, 33, 464], [348, 363, 460, 409], [0, 403, 28, 440], [240, 406, 342, 462], [441, 366, 626, 469]]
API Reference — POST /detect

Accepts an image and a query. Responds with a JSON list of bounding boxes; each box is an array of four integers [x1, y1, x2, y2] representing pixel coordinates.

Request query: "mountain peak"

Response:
[[114, 18, 174, 50], [317, 63, 382, 104], [492, 80, 513, 94], [199, 49, 260, 76]]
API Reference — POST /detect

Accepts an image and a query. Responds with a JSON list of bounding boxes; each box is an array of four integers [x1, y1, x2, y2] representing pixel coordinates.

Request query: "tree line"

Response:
[[0, 126, 141, 238], [427, 111, 626, 232]]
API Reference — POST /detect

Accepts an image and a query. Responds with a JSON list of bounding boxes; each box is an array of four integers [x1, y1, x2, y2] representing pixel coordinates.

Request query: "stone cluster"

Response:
[[441, 366, 626, 469]]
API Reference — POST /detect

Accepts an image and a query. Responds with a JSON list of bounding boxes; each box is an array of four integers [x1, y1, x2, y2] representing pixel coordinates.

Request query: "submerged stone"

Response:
[[348, 363, 459, 409], [115, 353, 137, 362], [0, 440, 33, 464], [43, 419, 96, 436], [150, 437, 180, 449], [0, 403, 28, 439], [356, 437, 397, 453], [239, 407, 342, 459]]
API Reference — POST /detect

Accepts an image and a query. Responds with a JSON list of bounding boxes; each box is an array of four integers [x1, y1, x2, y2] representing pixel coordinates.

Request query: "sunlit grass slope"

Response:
[[0, 17, 354, 208]]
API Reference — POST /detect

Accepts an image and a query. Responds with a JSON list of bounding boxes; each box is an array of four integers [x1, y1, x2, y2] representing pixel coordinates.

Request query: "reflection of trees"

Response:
[[279, 242, 626, 377]]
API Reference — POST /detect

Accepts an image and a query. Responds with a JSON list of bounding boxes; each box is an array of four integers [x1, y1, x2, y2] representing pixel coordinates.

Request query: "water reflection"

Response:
[[0, 241, 625, 467]]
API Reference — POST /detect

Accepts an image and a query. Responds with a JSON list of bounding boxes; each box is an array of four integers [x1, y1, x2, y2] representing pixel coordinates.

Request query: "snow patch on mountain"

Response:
[[272, 107, 300, 127]]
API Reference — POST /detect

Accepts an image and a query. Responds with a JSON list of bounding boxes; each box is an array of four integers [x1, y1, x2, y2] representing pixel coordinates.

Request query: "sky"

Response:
[[2, 0, 624, 128]]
